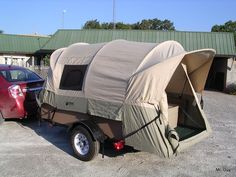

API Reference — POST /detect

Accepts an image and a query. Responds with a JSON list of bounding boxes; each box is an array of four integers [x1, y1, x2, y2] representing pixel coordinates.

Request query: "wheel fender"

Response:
[[70, 120, 106, 142]]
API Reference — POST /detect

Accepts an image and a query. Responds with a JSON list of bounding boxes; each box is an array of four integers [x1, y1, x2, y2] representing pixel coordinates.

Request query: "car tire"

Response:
[[0, 111, 4, 125], [71, 126, 100, 161]]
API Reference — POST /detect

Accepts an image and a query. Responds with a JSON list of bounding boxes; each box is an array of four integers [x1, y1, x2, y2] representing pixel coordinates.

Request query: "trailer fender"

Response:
[[69, 120, 107, 142]]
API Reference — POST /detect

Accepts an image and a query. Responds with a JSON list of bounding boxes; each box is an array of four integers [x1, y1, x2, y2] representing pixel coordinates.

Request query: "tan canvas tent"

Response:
[[38, 39, 215, 161]]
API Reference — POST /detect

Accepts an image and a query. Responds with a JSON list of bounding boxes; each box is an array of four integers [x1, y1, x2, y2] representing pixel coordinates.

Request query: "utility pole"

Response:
[[62, 10, 66, 29], [113, 0, 116, 29]]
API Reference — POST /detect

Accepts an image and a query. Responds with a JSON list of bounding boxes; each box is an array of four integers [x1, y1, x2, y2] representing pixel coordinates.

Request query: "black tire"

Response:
[[71, 126, 100, 161], [0, 111, 4, 125]]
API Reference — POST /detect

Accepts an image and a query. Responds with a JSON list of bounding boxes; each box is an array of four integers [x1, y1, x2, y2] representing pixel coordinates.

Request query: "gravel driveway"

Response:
[[0, 91, 235, 177]]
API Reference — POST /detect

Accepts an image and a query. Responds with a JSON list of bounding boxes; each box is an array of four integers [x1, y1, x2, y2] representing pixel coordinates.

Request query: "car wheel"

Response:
[[71, 126, 100, 161], [0, 112, 4, 125]]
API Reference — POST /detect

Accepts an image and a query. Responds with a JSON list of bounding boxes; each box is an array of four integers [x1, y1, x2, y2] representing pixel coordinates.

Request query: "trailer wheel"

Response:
[[71, 126, 100, 161]]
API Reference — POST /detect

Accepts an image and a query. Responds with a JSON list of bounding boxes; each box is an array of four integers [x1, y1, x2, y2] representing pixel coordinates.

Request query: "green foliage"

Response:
[[211, 20, 236, 44], [82, 18, 175, 31], [135, 19, 175, 30], [42, 55, 50, 66], [0, 30, 3, 34], [83, 19, 101, 29]]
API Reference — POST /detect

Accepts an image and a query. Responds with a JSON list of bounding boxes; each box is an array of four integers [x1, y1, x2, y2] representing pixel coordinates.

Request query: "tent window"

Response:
[[59, 65, 88, 91]]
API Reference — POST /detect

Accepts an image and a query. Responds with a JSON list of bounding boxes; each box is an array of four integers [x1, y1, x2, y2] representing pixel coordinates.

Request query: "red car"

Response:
[[0, 64, 44, 121]]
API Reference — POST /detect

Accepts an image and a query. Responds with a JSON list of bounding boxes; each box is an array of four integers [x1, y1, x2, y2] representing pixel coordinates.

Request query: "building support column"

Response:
[[4, 57, 7, 64], [32, 56, 35, 67]]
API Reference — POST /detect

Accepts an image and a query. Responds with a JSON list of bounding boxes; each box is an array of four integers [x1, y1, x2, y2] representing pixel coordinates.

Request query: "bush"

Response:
[[226, 83, 236, 95], [42, 55, 50, 66]]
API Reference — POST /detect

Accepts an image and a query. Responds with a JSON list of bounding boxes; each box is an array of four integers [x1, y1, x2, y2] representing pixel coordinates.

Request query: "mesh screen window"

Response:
[[59, 65, 88, 91]]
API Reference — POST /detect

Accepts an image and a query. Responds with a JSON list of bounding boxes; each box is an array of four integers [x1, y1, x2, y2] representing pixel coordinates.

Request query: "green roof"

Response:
[[42, 29, 236, 56], [0, 34, 50, 54]]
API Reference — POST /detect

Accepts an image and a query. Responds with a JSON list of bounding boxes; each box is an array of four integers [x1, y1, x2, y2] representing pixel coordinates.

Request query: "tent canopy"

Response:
[[47, 40, 215, 106], [41, 39, 216, 158]]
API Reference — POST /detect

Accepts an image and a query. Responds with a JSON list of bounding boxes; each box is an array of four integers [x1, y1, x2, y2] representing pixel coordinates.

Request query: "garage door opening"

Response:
[[205, 57, 227, 91]]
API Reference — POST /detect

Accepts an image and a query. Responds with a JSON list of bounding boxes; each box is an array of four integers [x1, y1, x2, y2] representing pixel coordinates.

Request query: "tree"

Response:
[[42, 54, 50, 66], [115, 22, 132, 30], [0, 30, 3, 34], [137, 18, 175, 30], [160, 19, 175, 31], [211, 20, 236, 44], [82, 18, 175, 31], [100, 22, 111, 29], [83, 19, 101, 29]]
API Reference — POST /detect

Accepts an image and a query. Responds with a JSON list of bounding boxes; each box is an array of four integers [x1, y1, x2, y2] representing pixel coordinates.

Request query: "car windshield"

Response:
[[0, 69, 41, 82]]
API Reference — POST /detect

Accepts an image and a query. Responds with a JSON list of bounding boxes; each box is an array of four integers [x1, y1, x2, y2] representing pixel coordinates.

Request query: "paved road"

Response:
[[0, 91, 236, 177]]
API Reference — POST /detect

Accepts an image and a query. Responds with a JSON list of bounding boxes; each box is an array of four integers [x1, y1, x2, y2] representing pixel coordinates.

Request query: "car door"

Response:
[[0, 74, 11, 119]]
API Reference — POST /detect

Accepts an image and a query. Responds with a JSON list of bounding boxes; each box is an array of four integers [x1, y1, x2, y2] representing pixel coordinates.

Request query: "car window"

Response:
[[10, 70, 26, 81], [0, 69, 41, 82], [26, 70, 41, 81], [0, 71, 7, 78]]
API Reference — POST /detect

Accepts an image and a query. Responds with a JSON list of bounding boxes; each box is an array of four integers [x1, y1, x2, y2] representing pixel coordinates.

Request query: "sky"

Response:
[[0, 0, 235, 36]]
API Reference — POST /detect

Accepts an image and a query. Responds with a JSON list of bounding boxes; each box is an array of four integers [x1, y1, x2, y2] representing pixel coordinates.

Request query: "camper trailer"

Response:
[[38, 40, 215, 161]]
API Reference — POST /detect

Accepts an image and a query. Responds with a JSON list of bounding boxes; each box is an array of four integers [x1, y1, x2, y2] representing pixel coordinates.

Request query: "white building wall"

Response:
[[0, 54, 35, 67], [226, 57, 236, 86]]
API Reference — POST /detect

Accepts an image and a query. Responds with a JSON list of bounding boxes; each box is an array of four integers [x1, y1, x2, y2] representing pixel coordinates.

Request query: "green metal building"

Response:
[[0, 29, 235, 90], [41, 29, 236, 91], [42, 29, 235, 57], [0, 33, 50, 66]]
